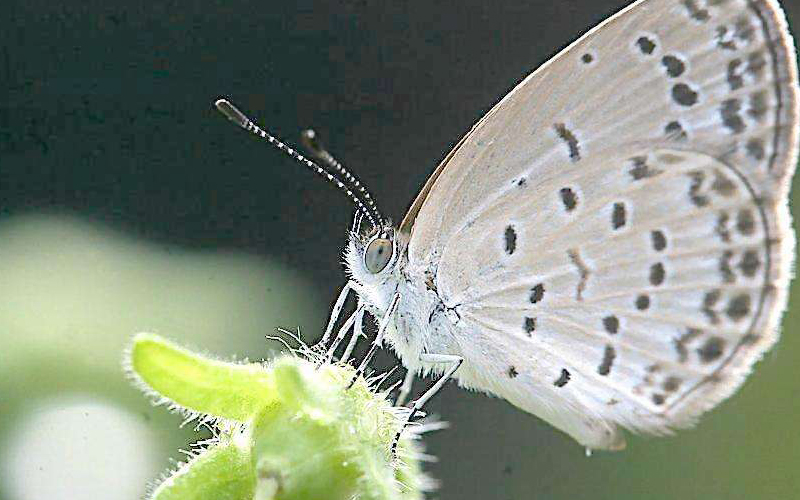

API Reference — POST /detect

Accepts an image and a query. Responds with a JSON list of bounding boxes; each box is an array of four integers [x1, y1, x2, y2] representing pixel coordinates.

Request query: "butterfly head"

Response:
[[344, 222, 405, 312]]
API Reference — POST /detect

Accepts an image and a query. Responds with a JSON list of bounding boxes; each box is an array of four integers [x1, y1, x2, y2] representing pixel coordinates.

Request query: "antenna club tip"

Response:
[[214, 97, 249, 129], [300, 128, 325, 156]]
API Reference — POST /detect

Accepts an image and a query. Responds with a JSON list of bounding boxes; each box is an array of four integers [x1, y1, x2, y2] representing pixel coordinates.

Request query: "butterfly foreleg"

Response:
[[348, 292, 401, 388], [391, 353, 463, 455], [340, 302, 365, 364], [394, 368, 415, 407], [318, 281, 354, 349], [324, 302, 365, 364]]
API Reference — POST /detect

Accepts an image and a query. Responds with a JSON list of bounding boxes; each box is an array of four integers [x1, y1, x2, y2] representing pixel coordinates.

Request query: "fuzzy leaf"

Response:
[[250, 357, 425, 500], [150, 439, 254, 500], [129, 332, 276, 421], [128, 334, 431, 500]]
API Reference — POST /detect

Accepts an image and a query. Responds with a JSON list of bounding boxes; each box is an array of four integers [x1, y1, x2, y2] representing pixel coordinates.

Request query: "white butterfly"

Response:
[[218, 0, 799, 451]]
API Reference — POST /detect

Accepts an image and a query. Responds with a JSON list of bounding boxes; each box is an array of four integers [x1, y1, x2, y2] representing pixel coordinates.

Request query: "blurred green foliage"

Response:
[[0, 216, 325, 500]]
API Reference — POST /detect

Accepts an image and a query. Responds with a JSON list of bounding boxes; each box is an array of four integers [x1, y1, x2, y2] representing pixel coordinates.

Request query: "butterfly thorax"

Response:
[[345, 227, 463, 376]]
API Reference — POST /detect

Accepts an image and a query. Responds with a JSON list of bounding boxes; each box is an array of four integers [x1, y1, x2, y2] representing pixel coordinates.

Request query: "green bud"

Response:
[[126, 333, 434, 500]]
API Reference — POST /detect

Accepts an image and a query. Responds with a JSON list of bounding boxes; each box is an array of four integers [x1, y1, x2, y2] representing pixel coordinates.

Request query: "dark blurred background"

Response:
[[2, 1, 799, 499]]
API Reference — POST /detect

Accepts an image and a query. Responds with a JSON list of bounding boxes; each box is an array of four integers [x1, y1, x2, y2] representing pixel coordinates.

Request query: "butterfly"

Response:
[[217, 0, 799, 451]]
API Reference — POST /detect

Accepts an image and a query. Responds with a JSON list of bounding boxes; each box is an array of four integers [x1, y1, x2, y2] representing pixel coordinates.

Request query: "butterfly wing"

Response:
[[403, 0, 798, 449]]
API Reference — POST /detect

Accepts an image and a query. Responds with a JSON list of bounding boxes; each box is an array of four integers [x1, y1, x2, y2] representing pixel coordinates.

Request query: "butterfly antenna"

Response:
[[214, 98, 384, 228], [301, 128, 384, 228], [351, 210, 365, 234]]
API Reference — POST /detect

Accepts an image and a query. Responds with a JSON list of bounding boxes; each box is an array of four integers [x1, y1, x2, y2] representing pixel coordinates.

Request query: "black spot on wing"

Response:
[[737, 208, 755, 235], [553, 368, 571, 387], [663, 376, 682, 392], [602, 315, 619, 334], [698, 337, 725, 363], [554, 123, 580, 162], [636, 36, 656, 54], [739, 250, 761, 277], [649, 262, 665, 286], [629, 156, 662, 181], [597, 345, 616, 376], [712, 170, 737, 196], [664, 120, 688, 140], [682, 0, 709, 22], [674, 328, 703, 363], [560, 187, 578, 211], [726, 293, 751, 321], [719, 250, 735, 283], [734, 15, 755, 43], [717, 26, 737, 51], [716, 211, 731, 243], [662, 55, 686, 77], [688, 170, 709, 207], [747, 51, 766, 79], [504, 225, 517, 255], [721, 99, 746, 134], [748, 91, 768, 121], [612, 202, 626, 230], [529, 283, 545, 304], [703, 289, 721, 324], [672, 83, 699, 107], [727, 59, 744, 90], [651, 230, 667, 251], [746, 138, 765, 160], [523, 316, 536, 335]]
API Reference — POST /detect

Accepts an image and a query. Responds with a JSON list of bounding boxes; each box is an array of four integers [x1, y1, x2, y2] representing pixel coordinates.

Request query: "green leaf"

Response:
[[250, 357, 425, 500], [129, 332, 276, 421], [150, 438, 255, 500], [128, 333, 432, 500], [250, 361, 360, 500]]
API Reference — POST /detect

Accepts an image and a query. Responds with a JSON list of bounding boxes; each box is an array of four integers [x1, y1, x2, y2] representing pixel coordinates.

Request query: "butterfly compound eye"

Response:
[[364, 238, 393, 273]]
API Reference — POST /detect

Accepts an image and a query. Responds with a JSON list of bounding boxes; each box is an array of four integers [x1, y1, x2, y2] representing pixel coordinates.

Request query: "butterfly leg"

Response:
[[348, 292, 401, 388], [394, 368, 415, 407], [391, 353, 463, 455], [318, 281, 353, 349], [324, 303, 365, 364], [340, 303, 365, 364]]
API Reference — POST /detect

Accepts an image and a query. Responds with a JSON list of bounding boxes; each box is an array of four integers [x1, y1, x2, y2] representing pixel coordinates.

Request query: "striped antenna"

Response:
[[300, 128, 384, 228], [214, 98, 384, 228]]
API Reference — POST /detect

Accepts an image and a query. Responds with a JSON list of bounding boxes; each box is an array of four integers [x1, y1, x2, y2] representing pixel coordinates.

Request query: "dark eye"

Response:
[[364, 238, 393, 273]]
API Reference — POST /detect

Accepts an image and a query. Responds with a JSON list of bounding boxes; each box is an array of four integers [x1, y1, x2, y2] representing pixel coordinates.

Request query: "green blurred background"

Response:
[[1, 1, 798, 499]]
